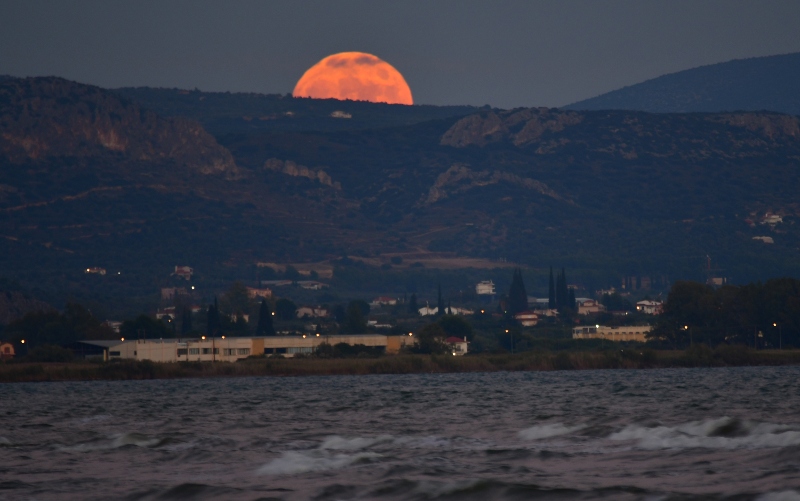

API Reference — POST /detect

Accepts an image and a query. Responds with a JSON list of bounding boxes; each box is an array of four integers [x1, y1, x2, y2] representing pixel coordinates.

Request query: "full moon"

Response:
[[293, 52, 413, 105]]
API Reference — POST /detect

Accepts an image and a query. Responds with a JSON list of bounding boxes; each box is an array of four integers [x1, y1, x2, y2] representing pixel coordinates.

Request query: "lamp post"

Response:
[[773, 322, 782, 350], [506, 329, 512, 354]]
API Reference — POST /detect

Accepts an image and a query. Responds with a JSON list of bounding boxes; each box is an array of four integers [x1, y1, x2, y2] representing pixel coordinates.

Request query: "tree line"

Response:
[[651, 279, 800, 349]]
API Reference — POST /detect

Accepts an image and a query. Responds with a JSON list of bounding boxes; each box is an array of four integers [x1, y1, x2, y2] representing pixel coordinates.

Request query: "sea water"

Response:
[[1, 367, 800, 500]]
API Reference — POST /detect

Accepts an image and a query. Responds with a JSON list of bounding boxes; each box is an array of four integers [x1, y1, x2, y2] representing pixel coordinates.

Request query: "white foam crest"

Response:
[[60, 432, 164, 452], [413, 479, 484, 497], [319, 434, 393, 450], [609, 418, 800, 450], [518, 423, 585, 440], [257, 450, 380, 475], [757, 491, 800, 501]]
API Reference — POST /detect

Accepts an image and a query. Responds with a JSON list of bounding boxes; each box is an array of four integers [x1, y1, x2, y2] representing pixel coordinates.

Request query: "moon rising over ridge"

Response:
[[293, 52, 413, 105]]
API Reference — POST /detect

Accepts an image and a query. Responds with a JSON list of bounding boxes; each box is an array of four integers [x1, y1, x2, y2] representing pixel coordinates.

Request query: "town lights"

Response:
[[20, 339, 25, 344], [316, 333, 320, 337], [201, 336, 206, 340], [221, 335, 226, 339], [408, 332, 413, 336], [302, 334, 307, 338], [120, 337, 125, 341]]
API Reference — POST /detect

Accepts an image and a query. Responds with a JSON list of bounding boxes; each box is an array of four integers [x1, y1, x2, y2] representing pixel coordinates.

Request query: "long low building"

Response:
[[572, 325, 652, 342], [78, 334, 418, 363]]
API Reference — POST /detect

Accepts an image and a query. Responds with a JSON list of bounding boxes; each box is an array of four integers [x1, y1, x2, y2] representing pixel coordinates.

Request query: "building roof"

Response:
[[77, 340, 128, 348]]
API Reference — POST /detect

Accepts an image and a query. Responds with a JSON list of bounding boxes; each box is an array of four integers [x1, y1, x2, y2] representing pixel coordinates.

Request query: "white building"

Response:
[[476, 280, 496, 295], [636, 300, 663, 315], [445, 337, 469, 356], [572, 325, 652, 342], [577, 298, 606, 315], [78, 334, 417, 362], [418, 306, 473, 316], [514, 311, 539, 327]]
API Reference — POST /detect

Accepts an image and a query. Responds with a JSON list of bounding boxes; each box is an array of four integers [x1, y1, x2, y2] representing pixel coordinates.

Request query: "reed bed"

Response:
[[2, 346, 800, 383]]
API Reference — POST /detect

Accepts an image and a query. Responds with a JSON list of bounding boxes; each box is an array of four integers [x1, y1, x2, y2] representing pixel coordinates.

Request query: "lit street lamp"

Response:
[[773, 322, 782, 350]]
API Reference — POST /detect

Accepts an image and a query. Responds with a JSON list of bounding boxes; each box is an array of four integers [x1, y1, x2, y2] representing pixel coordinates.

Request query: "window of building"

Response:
[[213, 348, 219, 354], [202, 348, 211, 355], [177, 348, 188, 356], [188, 348, 200, 355], [237, 348, 250, 356], [223, 348, 235, 356]]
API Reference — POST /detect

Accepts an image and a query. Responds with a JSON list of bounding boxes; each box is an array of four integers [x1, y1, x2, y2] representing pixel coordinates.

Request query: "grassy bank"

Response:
[[3, 345, 800, 383]]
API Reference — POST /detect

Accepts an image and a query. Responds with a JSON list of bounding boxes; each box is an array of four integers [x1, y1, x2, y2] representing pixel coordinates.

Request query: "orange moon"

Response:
[[293, 52, 413, 105]]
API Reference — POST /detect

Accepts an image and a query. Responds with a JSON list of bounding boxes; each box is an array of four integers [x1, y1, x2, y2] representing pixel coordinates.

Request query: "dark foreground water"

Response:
[[2, 367, 800, 500]]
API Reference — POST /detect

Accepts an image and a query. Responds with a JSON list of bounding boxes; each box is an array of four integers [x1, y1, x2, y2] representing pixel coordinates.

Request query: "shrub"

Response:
[[26, 344, 74, 363]]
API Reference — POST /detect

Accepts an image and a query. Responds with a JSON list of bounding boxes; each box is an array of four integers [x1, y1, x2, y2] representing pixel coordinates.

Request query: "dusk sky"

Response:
[[2, 0, 800, 109]]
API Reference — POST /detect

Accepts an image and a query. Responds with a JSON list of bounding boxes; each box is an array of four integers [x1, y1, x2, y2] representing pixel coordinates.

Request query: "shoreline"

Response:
[[2, 347, 800, 383]]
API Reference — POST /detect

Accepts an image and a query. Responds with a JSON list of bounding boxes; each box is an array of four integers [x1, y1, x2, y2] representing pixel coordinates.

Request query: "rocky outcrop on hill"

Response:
[[262, 158, 341, 189], [441, 107, 800, 161], [440, 108, 583, 147], [0, 77, 238, 176], [420, 164, 566, 206]]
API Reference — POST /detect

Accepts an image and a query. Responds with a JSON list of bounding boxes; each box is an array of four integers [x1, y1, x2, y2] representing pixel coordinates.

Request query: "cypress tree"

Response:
[[556, 268, 568, 311], [408, 293, 419, 314], [568, 287, 576, 310], [508, 268, 528, 315], [548, 267, 556, 309], [437, 284, 444, 317], [447, 300, 452, 315], [256, 299, 275, 336], [181, 306, 192, 335]]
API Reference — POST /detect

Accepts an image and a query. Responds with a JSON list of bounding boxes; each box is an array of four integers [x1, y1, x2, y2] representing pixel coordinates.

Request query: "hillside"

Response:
[[1, 76, 800, 313], [112, 87, 480, 135], [566, 52, 800, 115]]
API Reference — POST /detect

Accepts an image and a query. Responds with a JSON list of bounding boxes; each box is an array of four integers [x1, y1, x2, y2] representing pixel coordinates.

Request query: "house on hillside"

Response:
[[172, 266, 193, 280], [418, 306, 473, 316], [297, 281, 328, 290], [475, 280, 496, 295], [577, 299, 606, 315], [371, 296, 398, 307], [296, 306, 329, 318], [261, 280, 293, 288], [445, 337, 469, 356], [246, 287, 273, 299], [514, 311, 539, 327], [418, 306, 438, 316], [636, 300, 663, 315], [156, 306, 176, 320]]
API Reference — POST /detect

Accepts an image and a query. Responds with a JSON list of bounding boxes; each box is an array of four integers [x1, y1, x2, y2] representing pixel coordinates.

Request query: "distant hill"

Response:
[[565, 52, 800, 115], [3, 76, 800, 313], [0, 77, 238, 176], [112, 87, 480, 135]]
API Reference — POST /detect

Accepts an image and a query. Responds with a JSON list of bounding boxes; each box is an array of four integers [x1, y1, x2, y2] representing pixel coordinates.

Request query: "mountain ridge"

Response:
[[565, 52, 800, 115], [1, 75, 800, 311]]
